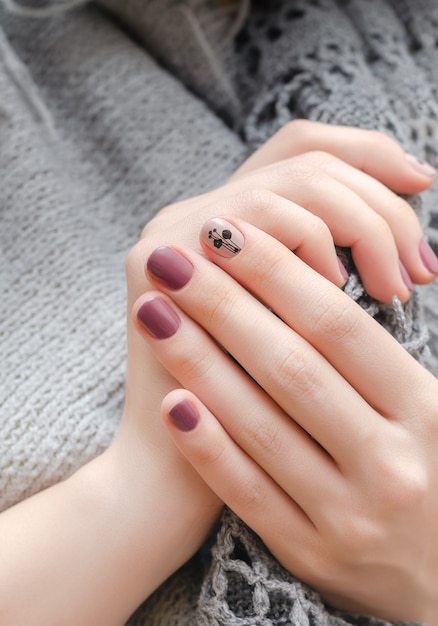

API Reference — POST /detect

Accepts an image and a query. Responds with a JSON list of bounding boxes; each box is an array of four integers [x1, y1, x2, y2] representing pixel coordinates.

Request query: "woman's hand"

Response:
[[139, 120, 437, 305], [117, 120, 437, 622], [133, 218, 438, 625]]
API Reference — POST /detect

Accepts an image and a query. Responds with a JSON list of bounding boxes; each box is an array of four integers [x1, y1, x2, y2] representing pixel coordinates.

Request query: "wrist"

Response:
[[75, 432, 221, 615]]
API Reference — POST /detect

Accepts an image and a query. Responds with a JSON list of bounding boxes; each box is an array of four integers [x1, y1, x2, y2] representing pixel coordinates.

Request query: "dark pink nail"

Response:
[[399, 260, 413, 292], [419, 239, 438, 274], [169, 400, 199, 431], [137, 298, 180, 339], [147, 247, 193, 290], [337, 257, 349, 281]]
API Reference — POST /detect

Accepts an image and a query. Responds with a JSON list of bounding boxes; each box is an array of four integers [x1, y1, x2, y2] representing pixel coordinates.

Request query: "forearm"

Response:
[[0, 444, 219, 626]]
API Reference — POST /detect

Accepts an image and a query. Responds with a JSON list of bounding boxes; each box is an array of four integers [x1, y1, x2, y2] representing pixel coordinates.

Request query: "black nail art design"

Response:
[[208, 228, 241, 254]]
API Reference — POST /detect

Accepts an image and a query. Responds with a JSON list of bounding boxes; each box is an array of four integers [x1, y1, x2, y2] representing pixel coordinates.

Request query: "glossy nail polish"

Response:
[[147, 247, 193, 289], [137, 298, 180, 339], [169, 400, 199, 431], [200, 218, 245, 258], [399, 259, 413, 292], [419, 239, 438, 274]]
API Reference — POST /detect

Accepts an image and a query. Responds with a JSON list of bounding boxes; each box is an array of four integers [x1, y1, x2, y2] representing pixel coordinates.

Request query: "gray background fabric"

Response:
[[0, 1, 437, 624]]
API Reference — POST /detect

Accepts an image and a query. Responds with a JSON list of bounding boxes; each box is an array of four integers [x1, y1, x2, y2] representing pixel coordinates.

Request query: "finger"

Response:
[[143, 247, 388, 461], [129, 189, 347, 296], [195, 217, 435, 421], [161, 389, 322, 576], [202, 190, 348, 287], [232, 120, 435, 194], [133, 294, 343, 517], [296, 151, 438, 285], [230, 163, 412, 303]]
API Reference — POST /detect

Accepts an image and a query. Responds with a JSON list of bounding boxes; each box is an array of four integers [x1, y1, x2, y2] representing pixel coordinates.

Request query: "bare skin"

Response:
[[0, 121, 436, 625]]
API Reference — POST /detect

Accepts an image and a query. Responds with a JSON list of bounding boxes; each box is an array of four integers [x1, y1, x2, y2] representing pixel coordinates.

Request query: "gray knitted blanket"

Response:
[[1, 1, 437, 624]]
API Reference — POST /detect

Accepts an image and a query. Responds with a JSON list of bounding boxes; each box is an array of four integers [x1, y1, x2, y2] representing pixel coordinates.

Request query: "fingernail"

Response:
[[337, 257, 349, 282], [137, 297, 181, 339], [200, 218, 244, 258], [147, 247, 193, 290], [405, 153, 436, 177], [419, 239, 438, 274], [399, 259, 413, 292], [169, 400, 199, 431]]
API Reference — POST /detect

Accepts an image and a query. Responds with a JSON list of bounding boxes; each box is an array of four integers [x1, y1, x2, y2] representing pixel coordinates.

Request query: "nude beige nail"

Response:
[[200, 218, 245, 258]]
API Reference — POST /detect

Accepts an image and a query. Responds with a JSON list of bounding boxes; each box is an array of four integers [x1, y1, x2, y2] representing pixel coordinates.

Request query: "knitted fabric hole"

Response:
[[265, 590, 298, 624], [285, 8, 305, 20], [230, 536, 254, 566], [225, 570, 258, 618]]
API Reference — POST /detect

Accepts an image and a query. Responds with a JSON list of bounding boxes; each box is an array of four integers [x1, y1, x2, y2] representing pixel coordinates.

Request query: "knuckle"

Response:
[[273, 158, 319, 186], [330, 514, 384, 563], [386, 194, 418, 224], [194, 436, 228, 467], [140, 200, 188, 238], [360, 211, 392, 239], [230, 188, 276, 218], [251, 248, 288, 292], [280, 118, 314, 142], [233, 474, 268, 511], [298, 149, 335, 169], [364, 128, 395, 152], [376, 455, 428, 512], [196, 281, 236, 328], [362, 431, 428, 513], [312, 296, 362, 344], [307, 213, 333, 244], [125, 239, 147, 286], [244, 420, 283, 459], [171, 343, 216, 383], [391, 469, 428, 510], [273, 344, 320, 400]]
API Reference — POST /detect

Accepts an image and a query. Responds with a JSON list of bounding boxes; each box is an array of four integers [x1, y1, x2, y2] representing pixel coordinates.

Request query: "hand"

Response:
[[123, 122, 437, 536], [138, 120, 437, 305], [133, 218, 438, 625]]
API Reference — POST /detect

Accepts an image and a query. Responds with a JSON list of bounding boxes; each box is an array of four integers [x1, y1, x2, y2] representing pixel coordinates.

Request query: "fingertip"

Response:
[[405, 153, 436, 180]]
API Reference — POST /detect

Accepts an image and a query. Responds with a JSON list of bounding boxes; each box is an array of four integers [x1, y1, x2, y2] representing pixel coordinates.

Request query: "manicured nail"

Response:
[[405, 153, 435, 177], [337, 257, 349, 282], [200, 218, 244, 258], [169, 400, 199, 431], [137, 297, 180, 339], [419, 239, 438, 274], [147, 246, 193, 290], [399, 259, 413, 292]]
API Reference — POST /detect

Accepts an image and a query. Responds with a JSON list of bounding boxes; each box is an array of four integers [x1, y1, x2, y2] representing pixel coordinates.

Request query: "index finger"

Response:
[[199, 217, 434, 421]]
